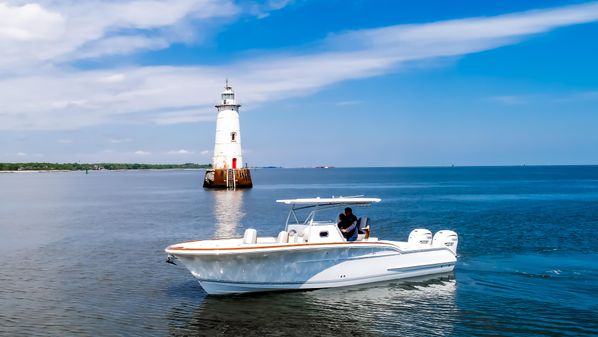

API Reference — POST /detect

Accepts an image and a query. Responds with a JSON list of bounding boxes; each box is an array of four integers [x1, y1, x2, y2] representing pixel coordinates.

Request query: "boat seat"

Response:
[[357, 217, 371, 239], [301, 227, 311, 243], [357, 217, 370, 234], [288, 230, 298, 243], [277, 231, 289, 243], [243, 228, 257, 244]]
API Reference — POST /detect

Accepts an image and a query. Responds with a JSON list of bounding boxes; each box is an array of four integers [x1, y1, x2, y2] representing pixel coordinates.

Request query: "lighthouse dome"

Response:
[[221, 88, 234, 101], [217, 82, 240, 109]]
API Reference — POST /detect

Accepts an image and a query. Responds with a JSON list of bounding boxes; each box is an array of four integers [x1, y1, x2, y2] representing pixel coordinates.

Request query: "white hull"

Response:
[[171, 242, 456, 295], [166, 196, 459, 295]]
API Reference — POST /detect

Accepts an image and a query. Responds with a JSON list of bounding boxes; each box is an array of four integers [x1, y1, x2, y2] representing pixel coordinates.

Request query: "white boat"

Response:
[[165, 196, 458, 295]]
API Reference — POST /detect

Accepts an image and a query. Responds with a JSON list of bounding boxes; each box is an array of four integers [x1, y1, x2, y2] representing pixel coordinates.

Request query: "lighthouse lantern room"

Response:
[[203, 81, 253, 189]]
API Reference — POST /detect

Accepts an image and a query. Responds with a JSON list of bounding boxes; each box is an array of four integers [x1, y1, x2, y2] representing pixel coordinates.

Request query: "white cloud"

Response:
[[99, 73, 126, 84], [152, 107, 215, 125], [1, 1, 598, 130], [0, 0, 239, 71], [134, 150, 150, 156], [167, 149, 195, 155], [16, 152, 27, 156], [0, 3, 65, 41], [75, 36, 170, 60], [248, 0, 294, 19], [109, 138, 132, 144], [200, 150, 210, 156]]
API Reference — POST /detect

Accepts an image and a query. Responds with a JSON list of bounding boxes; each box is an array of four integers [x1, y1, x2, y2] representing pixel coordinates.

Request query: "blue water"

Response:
[[1, 166, 597, 336]]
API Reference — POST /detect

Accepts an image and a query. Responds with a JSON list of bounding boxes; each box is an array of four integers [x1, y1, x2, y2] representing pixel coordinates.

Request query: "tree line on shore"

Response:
[[0, 162, 211, 171]]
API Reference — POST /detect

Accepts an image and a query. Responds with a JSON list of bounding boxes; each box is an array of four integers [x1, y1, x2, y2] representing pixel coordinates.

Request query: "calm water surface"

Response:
[[1, 167, 597, 336]]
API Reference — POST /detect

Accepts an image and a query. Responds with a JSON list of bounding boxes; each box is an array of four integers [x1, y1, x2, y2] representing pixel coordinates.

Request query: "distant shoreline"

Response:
[[0, 168, 206, 173], [1, 163, 596, 173], [0, 162, 210, 172]]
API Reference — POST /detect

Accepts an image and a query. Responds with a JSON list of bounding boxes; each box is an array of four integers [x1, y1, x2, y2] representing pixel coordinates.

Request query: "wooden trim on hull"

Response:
[[166, 240, 455, 257], [167, 240, 399, 252]]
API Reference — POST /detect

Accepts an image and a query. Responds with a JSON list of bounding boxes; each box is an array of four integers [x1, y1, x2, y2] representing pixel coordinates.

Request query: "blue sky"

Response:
[[0, 0, 597, 167]]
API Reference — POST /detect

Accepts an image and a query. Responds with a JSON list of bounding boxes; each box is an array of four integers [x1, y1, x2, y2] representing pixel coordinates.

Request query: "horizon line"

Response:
[[1, 162, 597, 169]]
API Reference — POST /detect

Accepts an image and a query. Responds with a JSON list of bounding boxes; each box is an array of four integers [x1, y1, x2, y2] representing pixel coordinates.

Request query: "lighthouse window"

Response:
[[231, 132, 237, 142]]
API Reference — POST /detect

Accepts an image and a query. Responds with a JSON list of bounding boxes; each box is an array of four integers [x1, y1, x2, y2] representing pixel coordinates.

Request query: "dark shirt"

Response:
[[338, 214, 358, 238]]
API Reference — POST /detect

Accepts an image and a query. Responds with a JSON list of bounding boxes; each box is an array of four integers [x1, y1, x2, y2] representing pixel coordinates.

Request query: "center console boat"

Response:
[[165, 196, 458, 295]]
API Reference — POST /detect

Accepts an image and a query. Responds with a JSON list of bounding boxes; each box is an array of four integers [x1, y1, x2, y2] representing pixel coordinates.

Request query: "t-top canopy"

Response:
[[276, 197, 381, 205]]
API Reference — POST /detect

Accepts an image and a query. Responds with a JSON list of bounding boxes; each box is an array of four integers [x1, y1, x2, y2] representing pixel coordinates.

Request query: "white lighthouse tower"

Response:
[[212, 80, 243, 170], [203, 81, 252, 188]]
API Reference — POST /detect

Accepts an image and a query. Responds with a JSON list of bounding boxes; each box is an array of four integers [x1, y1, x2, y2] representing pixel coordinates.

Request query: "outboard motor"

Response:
[[432, 230, 458, 255], [408, 229, 433, 247]]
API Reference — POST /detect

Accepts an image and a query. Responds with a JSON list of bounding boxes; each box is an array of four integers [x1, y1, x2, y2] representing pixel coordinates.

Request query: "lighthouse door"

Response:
[[232, 158, 237, 169]]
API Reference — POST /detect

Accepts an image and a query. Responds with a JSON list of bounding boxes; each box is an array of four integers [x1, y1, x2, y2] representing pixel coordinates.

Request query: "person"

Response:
[[338, 207, 358, 241], [337, 213, 346, 227]]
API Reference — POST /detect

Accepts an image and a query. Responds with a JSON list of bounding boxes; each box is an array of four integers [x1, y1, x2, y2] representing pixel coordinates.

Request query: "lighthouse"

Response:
[[203, 81, 253, 189]]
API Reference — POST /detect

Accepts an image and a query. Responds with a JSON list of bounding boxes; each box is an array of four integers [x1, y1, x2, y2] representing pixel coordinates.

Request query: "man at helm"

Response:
[[338, 207, 358, 241]]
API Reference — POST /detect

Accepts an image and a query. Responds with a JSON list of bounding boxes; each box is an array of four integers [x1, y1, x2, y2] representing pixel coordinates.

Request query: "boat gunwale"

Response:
[[166, 240, 398, 253], [165, 240, 455, 256]]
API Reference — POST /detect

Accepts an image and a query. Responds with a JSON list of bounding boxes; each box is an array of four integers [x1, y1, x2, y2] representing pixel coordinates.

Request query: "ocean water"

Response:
[[0, 166, 597, 336]]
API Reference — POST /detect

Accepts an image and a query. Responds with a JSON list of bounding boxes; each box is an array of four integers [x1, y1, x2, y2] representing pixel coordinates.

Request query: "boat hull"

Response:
[[171, 243, 456, 295]]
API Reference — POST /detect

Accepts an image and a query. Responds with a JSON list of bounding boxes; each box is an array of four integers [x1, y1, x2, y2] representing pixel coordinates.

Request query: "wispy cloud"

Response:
[[1, 1, 598, 130], [488, 90, 598, 105], [167, 149, 195, 155], [0, 0, 240, 71], [336, 100, 363, 106], [3, 152, 46, 158], [134, 150, 150, 156], [152, 107, 215, 125], [247, 0, 294, 19], [109, 138, 132, 144]]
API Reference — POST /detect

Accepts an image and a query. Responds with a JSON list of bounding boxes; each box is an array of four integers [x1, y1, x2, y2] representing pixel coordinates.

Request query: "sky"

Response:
[[0, 0, 597, 167]]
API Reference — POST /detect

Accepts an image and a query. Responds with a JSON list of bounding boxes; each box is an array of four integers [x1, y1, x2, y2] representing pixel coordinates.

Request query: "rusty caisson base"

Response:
[[203, 168, 253, 189]]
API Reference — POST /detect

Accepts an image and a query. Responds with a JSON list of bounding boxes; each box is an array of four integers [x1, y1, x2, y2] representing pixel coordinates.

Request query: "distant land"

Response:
[[0, 162, 211, 172]]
